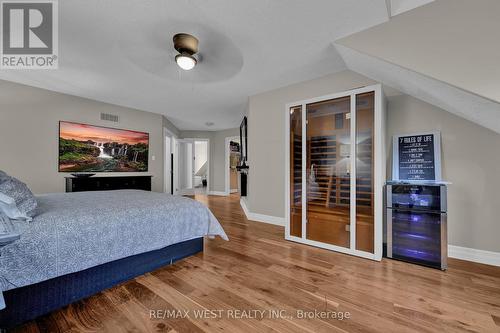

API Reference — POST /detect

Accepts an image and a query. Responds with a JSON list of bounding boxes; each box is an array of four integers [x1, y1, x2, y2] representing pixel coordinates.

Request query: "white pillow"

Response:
[[0, 192, 32, 221]]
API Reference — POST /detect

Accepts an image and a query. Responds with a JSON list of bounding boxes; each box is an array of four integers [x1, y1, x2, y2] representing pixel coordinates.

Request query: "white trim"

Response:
[[349, 92, 356, 251], [284, 104, 291, 238], [208, 191, 228, 196], [225, 136, 240, 196], [163, 129, 173, 194], [286, 235, 379, 260], [173, 137, 179, 195], [301, 103, 307, 238], [374, 84, 385, 261], [240, 197, 250, 216], [240, 198, 285, 226], [448, 245, 500, 267], [163, 127, 178, 194], [230, 189, 238, 193]]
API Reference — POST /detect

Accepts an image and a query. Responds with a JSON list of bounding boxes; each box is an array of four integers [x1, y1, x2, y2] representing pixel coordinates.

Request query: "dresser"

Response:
[[65, 176, 152, 192]]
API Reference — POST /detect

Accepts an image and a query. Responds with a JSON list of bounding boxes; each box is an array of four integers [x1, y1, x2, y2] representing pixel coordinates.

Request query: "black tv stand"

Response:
[[65, 175, 152, 192]]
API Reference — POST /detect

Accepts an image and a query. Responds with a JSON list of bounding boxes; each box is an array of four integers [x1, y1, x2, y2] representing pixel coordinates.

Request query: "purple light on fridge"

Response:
[[396, 232, 431, 241], [393, 247, 440, 261]]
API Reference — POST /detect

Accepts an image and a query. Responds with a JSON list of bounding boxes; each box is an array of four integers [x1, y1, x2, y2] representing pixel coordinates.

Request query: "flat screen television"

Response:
[[59, 121, 149, 172]]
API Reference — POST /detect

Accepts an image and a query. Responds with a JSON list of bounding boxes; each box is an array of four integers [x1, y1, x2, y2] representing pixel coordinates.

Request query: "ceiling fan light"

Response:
[[175, 53, 197, 70]]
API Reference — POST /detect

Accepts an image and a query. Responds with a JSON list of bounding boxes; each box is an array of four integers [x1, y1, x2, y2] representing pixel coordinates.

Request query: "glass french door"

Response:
[[287, 86, 381, 259], [306, 95, 352, 248]]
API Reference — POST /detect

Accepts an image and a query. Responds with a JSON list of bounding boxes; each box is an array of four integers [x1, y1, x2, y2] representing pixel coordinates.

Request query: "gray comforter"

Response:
[[0, 190, 227, 298]]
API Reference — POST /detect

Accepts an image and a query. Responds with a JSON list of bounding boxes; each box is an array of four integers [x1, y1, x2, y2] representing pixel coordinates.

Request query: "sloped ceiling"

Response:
[[336, 45, 500, 134], [336, 0, 500, 133], [387, 0, 435, 16]]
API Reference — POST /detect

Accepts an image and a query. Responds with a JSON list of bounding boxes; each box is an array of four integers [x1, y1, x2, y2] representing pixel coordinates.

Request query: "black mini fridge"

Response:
[[384, 182, 448, 270]]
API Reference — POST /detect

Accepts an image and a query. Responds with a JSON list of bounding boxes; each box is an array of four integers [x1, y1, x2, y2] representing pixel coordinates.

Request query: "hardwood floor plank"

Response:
[[9, 193, 500, 333]]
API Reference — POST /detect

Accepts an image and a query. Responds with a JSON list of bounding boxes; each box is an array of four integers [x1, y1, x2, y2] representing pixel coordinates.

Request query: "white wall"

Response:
[[387, 95, 500, 253], [247, 70, 376, 217], [0, 80, 165, 193], [194, 141, 208, 174], [247, 69, 500, 253]]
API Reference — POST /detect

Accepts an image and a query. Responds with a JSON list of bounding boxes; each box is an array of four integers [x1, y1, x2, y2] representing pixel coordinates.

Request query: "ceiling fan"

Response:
[[173, 33, 199, 70]]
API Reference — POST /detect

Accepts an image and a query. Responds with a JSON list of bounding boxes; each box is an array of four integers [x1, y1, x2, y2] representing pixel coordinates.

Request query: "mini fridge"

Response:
[[384, 182, 447, 270]]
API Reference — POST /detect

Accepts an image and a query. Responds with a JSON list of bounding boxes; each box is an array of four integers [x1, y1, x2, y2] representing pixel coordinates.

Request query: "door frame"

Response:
[[284, 84, 385, 261], [225, 136, 240, 196], [163, 128, 177, 194]]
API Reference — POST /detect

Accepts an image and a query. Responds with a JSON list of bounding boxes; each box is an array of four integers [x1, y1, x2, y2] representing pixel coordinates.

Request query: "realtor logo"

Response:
[[1, 0, 58, 69]]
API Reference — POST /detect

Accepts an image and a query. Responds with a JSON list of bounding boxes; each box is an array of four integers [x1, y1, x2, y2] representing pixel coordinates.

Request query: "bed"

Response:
[[0, 190, 228, 328]]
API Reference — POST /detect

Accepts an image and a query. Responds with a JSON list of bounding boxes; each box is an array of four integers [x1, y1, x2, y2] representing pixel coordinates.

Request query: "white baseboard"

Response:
[[448, 245, 500, 267], [230, 189, 238, 193], [208, 191, 228, 196], [238, 200, 499, 267], [239, 198, 285, 226], [240, 197, 250, 216]]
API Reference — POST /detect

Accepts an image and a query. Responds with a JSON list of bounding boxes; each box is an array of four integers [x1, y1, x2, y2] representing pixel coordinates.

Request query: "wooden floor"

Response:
[[13, 194, 500, 333]]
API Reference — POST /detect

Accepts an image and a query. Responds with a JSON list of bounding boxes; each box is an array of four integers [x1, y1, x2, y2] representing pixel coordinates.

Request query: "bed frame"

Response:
[[0, 237, 203, 329]]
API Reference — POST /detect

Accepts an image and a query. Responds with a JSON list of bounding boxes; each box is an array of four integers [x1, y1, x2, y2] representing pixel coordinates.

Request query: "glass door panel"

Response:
[[289, 106, 302, 237], [306, 96, 351, 248], [391, 209, 442, 267], [355, 92, 375, 252]]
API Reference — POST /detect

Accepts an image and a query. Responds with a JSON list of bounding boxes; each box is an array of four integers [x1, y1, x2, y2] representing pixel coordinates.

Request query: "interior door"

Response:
[[355, 92, 375, 253], [305, 96, 351, 248], [176, 139, 195, 195]]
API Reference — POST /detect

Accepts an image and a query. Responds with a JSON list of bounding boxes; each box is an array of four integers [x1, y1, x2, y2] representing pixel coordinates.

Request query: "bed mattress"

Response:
[[0, 190, 227, 301]]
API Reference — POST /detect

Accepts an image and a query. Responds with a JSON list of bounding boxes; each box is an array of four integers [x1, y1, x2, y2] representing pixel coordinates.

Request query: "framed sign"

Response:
[[392, 131, 442, 181]]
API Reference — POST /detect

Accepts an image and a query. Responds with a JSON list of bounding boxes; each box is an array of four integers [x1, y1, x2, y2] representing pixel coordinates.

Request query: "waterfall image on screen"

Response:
[[59, 121, 149, 172]]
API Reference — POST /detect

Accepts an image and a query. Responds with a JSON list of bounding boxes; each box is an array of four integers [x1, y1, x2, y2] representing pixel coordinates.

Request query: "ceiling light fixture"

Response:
[[173, 33, 199, 71], [175, 53, 196, 70]]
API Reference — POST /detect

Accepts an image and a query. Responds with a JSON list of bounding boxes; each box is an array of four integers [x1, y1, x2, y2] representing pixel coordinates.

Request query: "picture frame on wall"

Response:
[[392, 131, 442, 182]]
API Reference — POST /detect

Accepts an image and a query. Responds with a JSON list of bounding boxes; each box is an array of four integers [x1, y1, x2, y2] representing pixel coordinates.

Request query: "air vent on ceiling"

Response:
[[100, 113, 119, 122]]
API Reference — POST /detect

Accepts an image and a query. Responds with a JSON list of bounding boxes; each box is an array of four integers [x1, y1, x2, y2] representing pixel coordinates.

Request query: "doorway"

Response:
[[225, 136, 241, 196], [194, 140, 209, 195], [176, 138, 210, 196]]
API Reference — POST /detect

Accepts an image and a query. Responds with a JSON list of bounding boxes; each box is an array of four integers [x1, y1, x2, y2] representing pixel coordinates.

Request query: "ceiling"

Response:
[[0, 0, 394, 131], [338, 0, 500, 104], [388, 0, 435, 16], [336, 0, 500, 134], [336, 44, 500, 134]]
